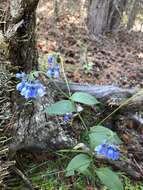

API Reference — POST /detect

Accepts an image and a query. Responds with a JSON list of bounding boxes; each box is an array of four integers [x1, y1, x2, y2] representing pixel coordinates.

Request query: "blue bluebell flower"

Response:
[[16, 80, 26, 91], [53, 66, 60, 78], [55, 64, 60, 70], [36, 83, 46, 97], [20, 82, 31, 98], [16, 73, 46, 99], [106, 145, 120, 160], [95, 143, 107, 155], [27, 85, 37, 98], [63, 113, 73, 122], [48, 55, 55, 64], [47, 68, 54, 78], [47, 65, 60, 79], [95, 143, 120, 160], [16, 72, 26, 79]]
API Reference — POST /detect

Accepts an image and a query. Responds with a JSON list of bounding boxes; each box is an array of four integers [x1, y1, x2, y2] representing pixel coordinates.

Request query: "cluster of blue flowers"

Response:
[[16, 73, 46, 99], [63, 113, 73, 122], [95, 143, 120, 160], [47, 55, 60, 78]]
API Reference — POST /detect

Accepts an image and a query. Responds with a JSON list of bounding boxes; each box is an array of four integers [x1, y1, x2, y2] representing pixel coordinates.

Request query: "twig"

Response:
[[133, 158, 143, 175], [14, 167, 34, 190]]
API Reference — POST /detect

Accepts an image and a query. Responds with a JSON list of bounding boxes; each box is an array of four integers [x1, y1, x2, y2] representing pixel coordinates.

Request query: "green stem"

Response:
[[61, 57, 71, 96], [35, 70, 69, 98], [78, 113, 88, 131]]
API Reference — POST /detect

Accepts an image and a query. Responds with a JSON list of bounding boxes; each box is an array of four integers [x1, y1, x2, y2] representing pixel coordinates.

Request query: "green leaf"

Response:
[[66, 154, 91, 177], [70, 92, 99, 105], [89, 126, 122, 149], [96, 167, 123, 190], [44, 100, 76, 115]]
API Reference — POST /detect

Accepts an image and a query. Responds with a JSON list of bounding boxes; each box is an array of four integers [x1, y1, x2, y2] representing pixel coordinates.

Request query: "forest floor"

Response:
[[37, 1, 143, 89], [4, 1, 143, 190]]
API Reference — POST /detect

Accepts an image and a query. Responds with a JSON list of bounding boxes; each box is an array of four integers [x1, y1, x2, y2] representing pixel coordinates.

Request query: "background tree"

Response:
[[87, 0, 127, 36], [127, 0, 139, 30]]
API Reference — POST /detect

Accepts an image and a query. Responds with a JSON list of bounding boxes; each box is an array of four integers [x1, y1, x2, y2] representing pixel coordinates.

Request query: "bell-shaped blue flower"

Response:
[[95, 143, 120, 160], [28, 86, 37, 98], [16, 72, 26, 79], [36, 84, 46, 97], [106, 146, 120, 160], [106, 146, 115, 159], [48, 55, 55, 64], [20, 86, 28, 97], [53, 69, 60, 78], [47, 68, 54, 78], [95, 143, 107, 155], [63, 113, 73, 122], [16, 80, 26, 91], [16, 72, 46, 99]]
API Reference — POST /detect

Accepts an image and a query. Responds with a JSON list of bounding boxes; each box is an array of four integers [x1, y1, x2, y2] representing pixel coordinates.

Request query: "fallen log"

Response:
[[56, 81, 136, 99], [9, 80, 143, 155], [56, 81, 143, 111]]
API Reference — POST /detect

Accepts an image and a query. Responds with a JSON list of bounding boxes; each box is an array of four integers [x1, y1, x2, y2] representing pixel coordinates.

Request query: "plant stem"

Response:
[[61, 57, 71, 96]]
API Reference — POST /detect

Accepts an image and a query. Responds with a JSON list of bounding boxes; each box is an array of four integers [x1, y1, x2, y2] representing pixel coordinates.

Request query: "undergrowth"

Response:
[[12, 157, 143, 190]]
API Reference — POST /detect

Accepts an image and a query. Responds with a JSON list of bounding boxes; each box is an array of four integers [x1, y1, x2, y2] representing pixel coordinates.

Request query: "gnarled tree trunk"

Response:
[[5, 0, 76, 156], [87, 0, 127, 36]]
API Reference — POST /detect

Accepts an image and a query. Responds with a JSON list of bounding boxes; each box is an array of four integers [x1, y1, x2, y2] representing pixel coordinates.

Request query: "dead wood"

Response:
[[56, 81, 143, 111]]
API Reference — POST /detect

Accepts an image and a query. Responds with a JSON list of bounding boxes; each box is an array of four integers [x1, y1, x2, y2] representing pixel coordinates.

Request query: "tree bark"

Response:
[[87, 0, 111, 36], [5, 0, 39, 72], [5, 0, 76, 157], [127, 0, 139, 30], [87, 0, 127, 36], [108, 0, 127, 31]]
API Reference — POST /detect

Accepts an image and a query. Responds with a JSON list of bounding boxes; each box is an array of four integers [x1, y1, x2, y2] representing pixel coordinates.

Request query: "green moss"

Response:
[[122, 175, 143, 190]]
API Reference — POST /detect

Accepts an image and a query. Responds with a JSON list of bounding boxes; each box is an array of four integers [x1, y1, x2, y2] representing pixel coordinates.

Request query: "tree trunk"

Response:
[[54, 0, 59, 21], [108, 0, 127, 31], [87, 0, 111, 36], [127, 0, 139, 30], [5, 0, 76, 157], [87, 0, 127, 36], [5, 0, 39, 72]]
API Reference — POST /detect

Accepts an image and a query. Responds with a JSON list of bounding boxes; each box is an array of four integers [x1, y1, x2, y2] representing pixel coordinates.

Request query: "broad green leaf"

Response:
[[89, 125, 122, 149], [44, 100, 76, 115], [66, 154, 91, 177], [96, 167, 123, 190], [70, 92, 99, 105]]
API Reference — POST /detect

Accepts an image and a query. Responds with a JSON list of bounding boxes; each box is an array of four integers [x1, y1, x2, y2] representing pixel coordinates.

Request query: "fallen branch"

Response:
[[14, 167, 34, 190], [56, 81, 143, 111]]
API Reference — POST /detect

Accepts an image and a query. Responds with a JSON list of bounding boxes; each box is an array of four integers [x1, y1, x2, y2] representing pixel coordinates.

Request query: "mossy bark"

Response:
[[5, 0, 77, 156]]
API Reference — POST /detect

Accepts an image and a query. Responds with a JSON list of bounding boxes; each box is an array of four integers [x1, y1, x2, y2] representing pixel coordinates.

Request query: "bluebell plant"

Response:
[[16, 72, 46, 99], [16, 72, 26, 79], [47, 54, 60, 78], [15, 53, 124, 189], [63, 113, 73, 122], [95, 143, 120, 160], [48, 55, 55, 65]]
